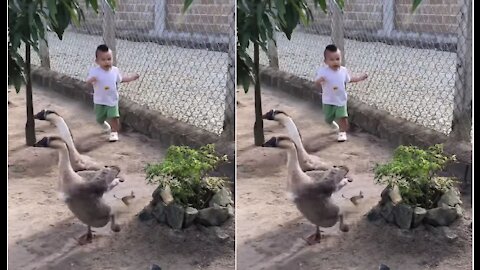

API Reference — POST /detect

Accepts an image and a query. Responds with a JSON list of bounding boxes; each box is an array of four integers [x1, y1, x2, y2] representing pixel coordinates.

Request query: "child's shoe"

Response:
[[109, 131, 119, 142], [337, 132, 347, 142]]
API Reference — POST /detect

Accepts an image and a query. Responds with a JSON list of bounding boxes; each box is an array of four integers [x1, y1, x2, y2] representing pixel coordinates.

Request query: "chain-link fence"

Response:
[[261, 0, 472, 141], [32, 0, 235, 138]]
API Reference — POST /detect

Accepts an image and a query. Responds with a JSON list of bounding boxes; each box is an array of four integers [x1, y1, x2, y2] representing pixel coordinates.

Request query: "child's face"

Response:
[[324, 50, 342, 70], [96, 50, 113, 70]]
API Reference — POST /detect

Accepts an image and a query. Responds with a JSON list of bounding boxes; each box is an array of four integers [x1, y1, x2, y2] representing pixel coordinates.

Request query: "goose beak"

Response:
[[34, 110, 47, 120], [34, 137, 50, 147], [262, 137, 278, 147], [262, 109, 275, 120]]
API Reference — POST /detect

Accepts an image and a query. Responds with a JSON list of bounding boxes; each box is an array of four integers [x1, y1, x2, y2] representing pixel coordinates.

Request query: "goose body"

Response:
[[34, 110, 101, 171], [263, 136, 350, 244], [263, 110, 330, 171], [35, 136, 122, 244]]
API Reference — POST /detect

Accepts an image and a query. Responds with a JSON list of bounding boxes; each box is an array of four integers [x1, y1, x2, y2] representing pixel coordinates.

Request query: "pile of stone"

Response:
[[139, 181, 234, 230], [367, 186, 463, 230]]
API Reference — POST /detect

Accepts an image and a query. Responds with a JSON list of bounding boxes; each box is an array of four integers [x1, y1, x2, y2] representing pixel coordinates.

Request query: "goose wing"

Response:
[[72, 166, 121, 196], [299, 167, 350, 197]]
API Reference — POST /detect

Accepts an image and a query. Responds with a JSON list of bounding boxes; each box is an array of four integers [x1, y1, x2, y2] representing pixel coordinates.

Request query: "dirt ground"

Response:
[[7, 87, 234, 270], [236, 85, 472, 270]]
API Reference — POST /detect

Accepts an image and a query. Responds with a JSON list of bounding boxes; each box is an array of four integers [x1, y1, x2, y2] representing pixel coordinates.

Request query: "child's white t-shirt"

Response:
[[315, 66, 350, 106], [86, 66, 122, 107]]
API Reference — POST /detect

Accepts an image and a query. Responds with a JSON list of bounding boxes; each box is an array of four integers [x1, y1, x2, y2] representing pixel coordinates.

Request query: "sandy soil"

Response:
[[8, 87, 234, 270], [236, 85, 472, 270]]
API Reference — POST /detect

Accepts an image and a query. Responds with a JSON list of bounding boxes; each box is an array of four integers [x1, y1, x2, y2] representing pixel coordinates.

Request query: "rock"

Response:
[[439, 226, 458, 242], [167, 229, 185, 243], [196, 225, 230, 242], [150, 264, 162, 270], [138, 205, 154, 221], [160, 185, 174, 204], [393, 204, 413, 229], [366, 205, 382, 221], [380, 187, 391, 205], [184, 207, 199, 228], [197, 205, 230, 226], [380, 201, 395, 223], [152, 185, 174, 205], [425, 223, 440, 235], [166, 203, 185, 229], [209, 187, 233, 207], [379, 264, 390, 270], [412, 207, 427, 228], [389, 185, 402, 205], [196, 224, 211, 235], [211, 226, 230, 242], [152, 186, 162, 203], [152, 202, 167, 223], [455, 204, 464, 217], [437, 188, 462, 207], [395, 228, 414, 239], [227, 204, 235, 217], [424, 206, 458, 226]]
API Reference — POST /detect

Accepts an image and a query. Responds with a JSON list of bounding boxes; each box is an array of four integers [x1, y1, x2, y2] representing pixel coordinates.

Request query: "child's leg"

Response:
[[105, 105, 120, 141], [323, 104, 337, 126], [335, 105, 349, 142], [335, 105, 349, 132], [94, 104, 108, 125], [339, 117, 349, 132], [108, 117, 120, 132]]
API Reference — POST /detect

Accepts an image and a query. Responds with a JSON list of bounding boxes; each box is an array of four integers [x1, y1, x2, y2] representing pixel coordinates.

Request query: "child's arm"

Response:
[[349, 73, 368, 83], [86, 68, 97, 85], [86, 76, 97, 85], [315, 77, 326, 87], [121, 73, 140, 83]]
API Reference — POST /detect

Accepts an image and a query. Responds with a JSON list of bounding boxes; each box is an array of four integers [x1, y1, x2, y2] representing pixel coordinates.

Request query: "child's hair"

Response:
[[95, 44, 110, 58], [324, 44, 338, 58]]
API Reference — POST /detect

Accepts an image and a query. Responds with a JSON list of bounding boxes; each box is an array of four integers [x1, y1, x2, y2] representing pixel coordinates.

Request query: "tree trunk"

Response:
[[253, 43, 264, 146], [25, 44, 36, 146]]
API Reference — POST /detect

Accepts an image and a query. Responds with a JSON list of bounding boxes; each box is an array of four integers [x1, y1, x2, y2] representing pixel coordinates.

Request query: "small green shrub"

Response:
[[374, 144, 457, 209], [145, 144, 228, 209]]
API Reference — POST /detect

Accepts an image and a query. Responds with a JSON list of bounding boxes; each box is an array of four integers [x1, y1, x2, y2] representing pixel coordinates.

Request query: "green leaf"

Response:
[[263, 13, 274, 40], [87, 0, 99, 13], [412, 0, 422, 12], [34, 13, 45, 40], [335, 0, 344, 9], [183, 0, 194, 13], [317, 0, 327, 13], [275, 0, 286, 23], [47, 0, 57, 23]]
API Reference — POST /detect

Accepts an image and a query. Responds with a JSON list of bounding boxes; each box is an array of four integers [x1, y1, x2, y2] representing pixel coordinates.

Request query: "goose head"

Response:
[[34, 109, 59, 121], [262, 109, 289, 121], [262, 136, 295, 149]]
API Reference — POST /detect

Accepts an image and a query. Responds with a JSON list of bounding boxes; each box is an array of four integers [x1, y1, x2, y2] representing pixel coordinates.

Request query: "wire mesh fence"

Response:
[[260, 0, 472, 141], [31, 0, 235, 137]]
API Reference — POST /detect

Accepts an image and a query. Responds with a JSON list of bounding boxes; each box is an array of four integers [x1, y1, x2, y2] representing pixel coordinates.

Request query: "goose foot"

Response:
[[304, 227, 322, 245], [77, 227, 94, 245], [110, 215, 121, 232], [339, 215, 349, 232]]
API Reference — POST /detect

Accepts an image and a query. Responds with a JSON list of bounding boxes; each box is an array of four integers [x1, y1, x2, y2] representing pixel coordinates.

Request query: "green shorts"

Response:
[[323, 104, 348, 124], [94, 104, 120, 124]]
